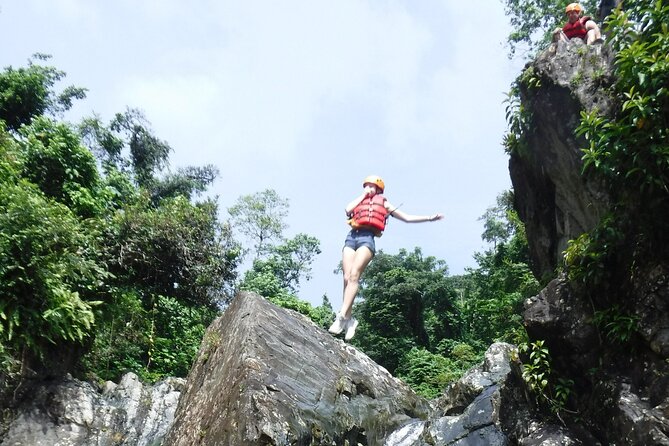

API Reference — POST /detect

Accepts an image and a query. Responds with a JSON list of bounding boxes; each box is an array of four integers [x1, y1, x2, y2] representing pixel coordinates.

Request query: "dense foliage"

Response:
[[0, 118, 108, 384], [0, 54, 86, 130], [0, 132, 103, 361], [566, 1, 669, 284], [1, 55, 536, 402], [348, 193, 536, 397], [351, 248, 457, 373], [501, 0, 669, 420], [0, 59, 242, 387]]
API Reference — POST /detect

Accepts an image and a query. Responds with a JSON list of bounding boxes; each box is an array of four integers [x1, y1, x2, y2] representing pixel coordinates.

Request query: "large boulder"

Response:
[[163, 293, 590, 446], [163, 291, 430, 445]]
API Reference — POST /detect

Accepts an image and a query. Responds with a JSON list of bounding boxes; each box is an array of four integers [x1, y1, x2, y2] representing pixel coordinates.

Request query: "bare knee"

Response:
[[344, 270, 362, 284]]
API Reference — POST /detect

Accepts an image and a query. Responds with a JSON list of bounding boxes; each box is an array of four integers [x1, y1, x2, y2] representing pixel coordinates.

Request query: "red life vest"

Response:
[[563, 16, 591, 40], [349, 195, 388, 235]]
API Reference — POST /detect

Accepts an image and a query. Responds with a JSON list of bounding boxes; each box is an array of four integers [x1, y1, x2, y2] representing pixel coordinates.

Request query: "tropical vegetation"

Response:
[[0, 53, 536, 402], [502, 0, 669, 420]]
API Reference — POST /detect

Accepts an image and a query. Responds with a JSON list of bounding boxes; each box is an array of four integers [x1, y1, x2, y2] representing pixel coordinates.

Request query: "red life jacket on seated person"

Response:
[[563, 16, 592, 40], [348, 195, 388, 236]]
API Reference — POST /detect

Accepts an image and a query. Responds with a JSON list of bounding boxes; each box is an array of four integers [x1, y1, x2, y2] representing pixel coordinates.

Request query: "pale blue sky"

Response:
[[2, 0, 523, 306]]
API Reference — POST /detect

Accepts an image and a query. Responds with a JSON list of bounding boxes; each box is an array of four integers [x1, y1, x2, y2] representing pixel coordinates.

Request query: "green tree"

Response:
[[102, 195, 240, 309], [352, 248, 457, 374], [456, 191, 538, 347], [20, 116, 109, 218], [241, 233, 321, 294], [0, 54, 86, 130], [79, 110, 219, 204], [0, 132, 105, 371], [228, 189, 289, 258], [107, 108, 171, 188]]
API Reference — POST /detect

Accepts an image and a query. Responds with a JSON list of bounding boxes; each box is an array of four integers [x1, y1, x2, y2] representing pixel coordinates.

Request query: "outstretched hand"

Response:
[[430, 214, 444, 222]]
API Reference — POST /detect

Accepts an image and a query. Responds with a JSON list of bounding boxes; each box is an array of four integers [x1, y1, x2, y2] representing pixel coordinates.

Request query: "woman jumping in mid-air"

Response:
[[328, 175, 444, 340]]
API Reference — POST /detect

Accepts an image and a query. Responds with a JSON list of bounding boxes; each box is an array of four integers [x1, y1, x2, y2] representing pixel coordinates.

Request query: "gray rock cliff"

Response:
[[509, 39, 613, 280], [512, 41, 669, 444]]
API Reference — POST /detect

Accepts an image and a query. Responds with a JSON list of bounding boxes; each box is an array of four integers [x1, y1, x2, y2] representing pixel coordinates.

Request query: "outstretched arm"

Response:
[[386, 200, 443, 223]]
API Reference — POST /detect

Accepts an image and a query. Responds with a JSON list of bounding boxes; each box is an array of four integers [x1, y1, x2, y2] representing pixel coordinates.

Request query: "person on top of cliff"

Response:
[[552, 3, 603, 45], [328, 175, 444, 341]]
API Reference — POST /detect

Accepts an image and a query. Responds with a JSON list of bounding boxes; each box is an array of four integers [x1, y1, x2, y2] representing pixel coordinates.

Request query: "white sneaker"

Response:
[[344, 317, 358, 341], [328, 313, 346, 334]]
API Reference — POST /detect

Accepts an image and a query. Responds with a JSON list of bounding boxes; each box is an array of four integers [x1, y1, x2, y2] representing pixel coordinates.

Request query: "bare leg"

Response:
[[585, 22, 602, 44], [340, 246, 374, 318]]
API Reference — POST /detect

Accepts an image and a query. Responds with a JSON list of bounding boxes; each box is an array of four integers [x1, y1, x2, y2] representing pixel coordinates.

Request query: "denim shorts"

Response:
[[343, 229, 376, 255]]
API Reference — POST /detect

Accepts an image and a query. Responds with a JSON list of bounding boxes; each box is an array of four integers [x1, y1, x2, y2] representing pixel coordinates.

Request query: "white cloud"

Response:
[[19, 0, 100, 25], [102, 1, 437, 164], [1, 0, 523, 305]]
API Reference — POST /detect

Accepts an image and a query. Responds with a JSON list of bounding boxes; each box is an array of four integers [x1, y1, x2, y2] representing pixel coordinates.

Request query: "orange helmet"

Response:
[[565, 3, 582, 13], [362, 175, 385, 192]]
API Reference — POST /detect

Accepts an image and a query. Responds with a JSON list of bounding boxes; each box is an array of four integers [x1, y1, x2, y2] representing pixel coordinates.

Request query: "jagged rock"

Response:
[[631, 264, 669, 358], [426, 386, 508, 446], [423, 344, 517, 445], [389, 343, 589, 445], [523, 274, 599, 371], [518, 422, 585, 446], [509, 39, 613, 279], [614, 384, 669, 445], [164, 293, 568, 446], [522, 267, 669, 444], [163, 291, 430, 446], [522, 270, 669, 444], [382, 343, 516, 446], [0, 372, 183, 446], [434, 343, 515, 416]]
